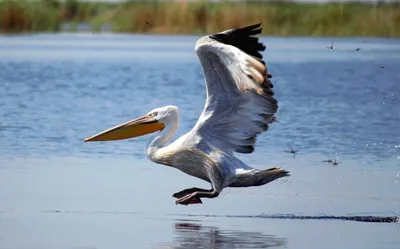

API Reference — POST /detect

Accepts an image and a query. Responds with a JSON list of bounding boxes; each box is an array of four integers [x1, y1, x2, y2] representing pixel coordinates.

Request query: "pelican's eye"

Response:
[[150, 111, 158, 117]]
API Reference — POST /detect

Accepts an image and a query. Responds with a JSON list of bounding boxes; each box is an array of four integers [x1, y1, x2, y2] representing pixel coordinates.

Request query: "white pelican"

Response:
[[84, 23, 290, 206]]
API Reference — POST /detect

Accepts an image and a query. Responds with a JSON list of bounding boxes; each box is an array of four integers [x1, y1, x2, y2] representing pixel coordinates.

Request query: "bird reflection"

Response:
[[161, 222, 286, 249]]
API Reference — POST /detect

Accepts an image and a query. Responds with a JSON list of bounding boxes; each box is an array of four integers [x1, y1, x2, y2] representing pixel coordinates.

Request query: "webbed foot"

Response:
[[175, 194, 203, 206], [173, 187, 211, 199]]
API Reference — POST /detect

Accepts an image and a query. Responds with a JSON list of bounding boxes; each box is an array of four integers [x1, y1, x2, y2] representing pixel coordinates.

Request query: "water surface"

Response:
[[0, 34, 399, 249]]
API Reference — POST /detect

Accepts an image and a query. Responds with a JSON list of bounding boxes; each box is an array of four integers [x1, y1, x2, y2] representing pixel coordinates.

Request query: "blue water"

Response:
[[0, 34, 400, 249], [0, 35, 399, 162]]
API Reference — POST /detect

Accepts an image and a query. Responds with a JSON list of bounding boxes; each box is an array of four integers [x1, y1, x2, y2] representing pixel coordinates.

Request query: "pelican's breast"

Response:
[[156, 147, 223, 184]]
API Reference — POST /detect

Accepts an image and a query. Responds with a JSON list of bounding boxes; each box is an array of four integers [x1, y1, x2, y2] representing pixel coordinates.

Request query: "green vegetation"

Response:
[[1, 0, 399, 37], [0, 0, 61, 33]]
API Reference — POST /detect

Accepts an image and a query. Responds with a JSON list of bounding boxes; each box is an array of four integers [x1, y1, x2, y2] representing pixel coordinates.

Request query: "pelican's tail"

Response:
[[229, 167, 290, 188]]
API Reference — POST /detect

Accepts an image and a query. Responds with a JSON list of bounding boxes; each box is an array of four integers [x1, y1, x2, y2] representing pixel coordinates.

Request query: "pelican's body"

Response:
[[85, 24, 290, 205]]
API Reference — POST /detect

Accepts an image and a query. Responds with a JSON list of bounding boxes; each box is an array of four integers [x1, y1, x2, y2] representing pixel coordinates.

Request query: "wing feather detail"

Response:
[[191, 23, 278, 154]]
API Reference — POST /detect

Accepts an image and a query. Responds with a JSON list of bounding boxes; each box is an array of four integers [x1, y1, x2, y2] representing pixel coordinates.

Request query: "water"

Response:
[[0, 34, 400, 249]]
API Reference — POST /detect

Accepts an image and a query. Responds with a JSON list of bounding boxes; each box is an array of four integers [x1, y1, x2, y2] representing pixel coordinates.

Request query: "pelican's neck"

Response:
[[146, 114, 179, 163]]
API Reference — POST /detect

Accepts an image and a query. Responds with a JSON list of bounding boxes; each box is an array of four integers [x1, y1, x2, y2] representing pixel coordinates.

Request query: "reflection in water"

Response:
[[156, 222, 286, 249], [173, 214, 399, 223]]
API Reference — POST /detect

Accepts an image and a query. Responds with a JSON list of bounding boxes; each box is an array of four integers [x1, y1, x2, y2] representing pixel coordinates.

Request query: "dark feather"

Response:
[[235, 145, 255, 154], [210, 23, 266, 60]]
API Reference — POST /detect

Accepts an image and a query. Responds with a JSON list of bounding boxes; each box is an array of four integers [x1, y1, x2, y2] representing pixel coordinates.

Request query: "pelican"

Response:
[[84, 23, 290, 206]]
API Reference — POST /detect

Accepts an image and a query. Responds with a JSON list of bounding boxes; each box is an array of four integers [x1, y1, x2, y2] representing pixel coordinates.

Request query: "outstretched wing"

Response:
[[192, 23, 278, 154]]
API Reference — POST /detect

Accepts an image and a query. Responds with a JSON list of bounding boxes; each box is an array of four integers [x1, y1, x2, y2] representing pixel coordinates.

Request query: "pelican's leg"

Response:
[[175, 190, 220, 206], [172, 187, 212, 199]]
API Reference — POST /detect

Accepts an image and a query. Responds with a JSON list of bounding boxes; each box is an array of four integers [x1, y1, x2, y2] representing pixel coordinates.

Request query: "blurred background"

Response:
[[0, 0, 399, 37]]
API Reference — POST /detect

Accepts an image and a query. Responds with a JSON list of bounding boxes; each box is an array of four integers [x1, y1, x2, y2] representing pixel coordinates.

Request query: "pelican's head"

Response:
[[84, 105, 179, 142]]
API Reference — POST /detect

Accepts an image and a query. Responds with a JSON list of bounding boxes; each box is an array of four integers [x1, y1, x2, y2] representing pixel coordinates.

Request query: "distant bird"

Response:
[[380, 66, 384, 69], [355, 48, 361, 51], [84, 24, 290, 206], [145, 21, 152, 26], [284, 146, 299, 159], [323, 158, 341, 166], [326, 41, 335, 50]]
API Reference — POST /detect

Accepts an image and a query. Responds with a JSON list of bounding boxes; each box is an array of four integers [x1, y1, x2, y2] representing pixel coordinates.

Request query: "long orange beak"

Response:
[[84, 115, 165, 142]]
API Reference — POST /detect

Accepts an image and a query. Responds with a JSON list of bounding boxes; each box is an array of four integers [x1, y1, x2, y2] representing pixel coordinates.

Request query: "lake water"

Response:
[[0, 34, 399, 249]]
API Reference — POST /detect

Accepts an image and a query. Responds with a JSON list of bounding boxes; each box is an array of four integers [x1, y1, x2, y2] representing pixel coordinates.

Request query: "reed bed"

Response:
[[1, 0, 399, 37], [0, 0, 61, 33]]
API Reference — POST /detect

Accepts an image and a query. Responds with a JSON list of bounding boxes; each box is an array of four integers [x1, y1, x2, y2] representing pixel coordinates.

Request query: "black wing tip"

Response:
[[210, 22, 266, 59], [241, 23, 262, 31], [233, 23, 263, 38], [241, 23, 262, 34]]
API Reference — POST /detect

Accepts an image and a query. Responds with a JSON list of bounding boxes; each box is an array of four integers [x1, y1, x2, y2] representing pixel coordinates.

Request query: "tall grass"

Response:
[[1, 0, 400, 37], [0, 0, 61, 33], [110, 0, 400, 37]]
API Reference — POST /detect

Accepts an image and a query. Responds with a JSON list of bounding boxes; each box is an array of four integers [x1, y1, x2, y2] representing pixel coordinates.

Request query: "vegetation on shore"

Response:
[[1, 0, 399, 37]]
